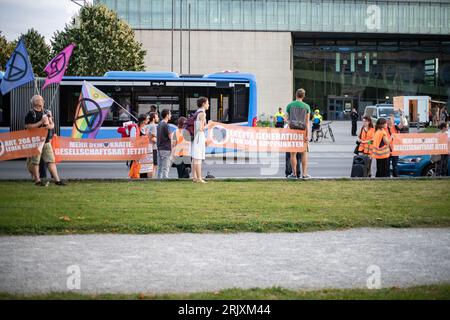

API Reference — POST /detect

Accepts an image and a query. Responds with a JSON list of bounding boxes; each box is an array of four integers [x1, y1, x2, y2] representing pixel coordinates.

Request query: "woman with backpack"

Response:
[[192, 108, 207, 183]]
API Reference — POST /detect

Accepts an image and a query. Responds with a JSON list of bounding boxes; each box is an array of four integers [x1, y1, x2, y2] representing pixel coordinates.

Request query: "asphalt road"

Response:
[[0, 121, 360, 179], [1, 228, 449, 294]]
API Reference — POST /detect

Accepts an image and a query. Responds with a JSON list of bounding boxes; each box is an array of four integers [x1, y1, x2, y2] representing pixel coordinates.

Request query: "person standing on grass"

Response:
[[285, 88, 311, 179], [386, 116, 402, 177], [157, 109, 172, 179], [172, 117, 191, 179], [372, 118, 391, 177], [357, 116, 375, 177], [25, 95, 65, 187], [146, 112, 159, 178], [130, 114, 150, 178], [192, 112, 207, 183], [437, 122, 449, 177]]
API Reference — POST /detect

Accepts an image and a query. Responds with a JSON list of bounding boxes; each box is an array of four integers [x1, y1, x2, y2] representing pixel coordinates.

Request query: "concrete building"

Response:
[[97, 0, 450, 119]]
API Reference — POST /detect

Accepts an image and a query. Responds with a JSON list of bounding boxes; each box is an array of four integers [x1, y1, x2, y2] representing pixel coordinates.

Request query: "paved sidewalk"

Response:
[[0, 228, 449, 294]]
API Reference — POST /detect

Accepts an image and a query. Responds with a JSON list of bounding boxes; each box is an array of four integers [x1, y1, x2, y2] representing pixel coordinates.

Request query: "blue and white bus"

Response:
[[0, 71, 257, 137]]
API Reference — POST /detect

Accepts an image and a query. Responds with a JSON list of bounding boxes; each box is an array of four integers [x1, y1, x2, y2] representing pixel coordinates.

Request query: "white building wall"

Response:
[[135, 30, 293, 116]]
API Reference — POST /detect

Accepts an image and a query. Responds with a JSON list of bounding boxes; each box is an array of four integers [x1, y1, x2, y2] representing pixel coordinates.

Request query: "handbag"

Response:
[[354, 129, 363, 155], [128, 160, 141, 179], [354, 141, 360, 155]]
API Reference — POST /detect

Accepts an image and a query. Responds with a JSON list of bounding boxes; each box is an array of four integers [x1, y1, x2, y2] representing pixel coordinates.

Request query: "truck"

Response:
[[393, 96, 430, 128]]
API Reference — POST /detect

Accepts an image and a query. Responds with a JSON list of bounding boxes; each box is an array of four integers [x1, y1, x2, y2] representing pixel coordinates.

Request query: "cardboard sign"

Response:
[[206, 122, 306, 152], [52, 135, 149, 162], [391, 133, 449, 156], [0, 129, 47, 161]]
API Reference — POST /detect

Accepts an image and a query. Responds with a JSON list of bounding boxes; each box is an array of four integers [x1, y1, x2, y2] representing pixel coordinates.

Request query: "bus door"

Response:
[[209, 88, 231, 123]]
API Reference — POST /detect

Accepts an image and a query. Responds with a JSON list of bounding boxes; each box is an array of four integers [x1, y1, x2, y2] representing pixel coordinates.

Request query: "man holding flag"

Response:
[[25, 95, 65, 186]]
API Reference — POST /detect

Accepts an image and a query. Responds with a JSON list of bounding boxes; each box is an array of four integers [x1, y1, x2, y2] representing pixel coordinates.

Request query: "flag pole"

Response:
[[33, 78, 40, 96], [113, 100, 138, 121], [46, 83, 60, 111]]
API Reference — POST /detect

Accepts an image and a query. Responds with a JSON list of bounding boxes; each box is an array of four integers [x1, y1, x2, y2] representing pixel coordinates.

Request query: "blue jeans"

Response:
[[390, 156, 399, 177], [157, 150, 171, 179]]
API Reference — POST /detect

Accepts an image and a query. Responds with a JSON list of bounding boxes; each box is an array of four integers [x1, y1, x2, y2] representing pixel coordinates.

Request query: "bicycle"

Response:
[[315, 121, 335, 143]]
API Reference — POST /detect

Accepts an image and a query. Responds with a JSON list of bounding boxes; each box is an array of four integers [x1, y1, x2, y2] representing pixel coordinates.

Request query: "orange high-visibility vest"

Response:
[[172, 129, 190, 157], [372, 129, 390, 159], [389, 125, 399, 150], [358, 127, 375, 155]]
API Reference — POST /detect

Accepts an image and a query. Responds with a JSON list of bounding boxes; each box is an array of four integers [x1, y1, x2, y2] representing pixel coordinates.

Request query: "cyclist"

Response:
[[310, 109, 322, 142], [274, 107, 286, 128]]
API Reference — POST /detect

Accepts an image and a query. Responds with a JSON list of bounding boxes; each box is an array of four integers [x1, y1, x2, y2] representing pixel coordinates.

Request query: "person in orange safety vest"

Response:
[[372, 118, 391, 177], [357, 116, 375, 177]]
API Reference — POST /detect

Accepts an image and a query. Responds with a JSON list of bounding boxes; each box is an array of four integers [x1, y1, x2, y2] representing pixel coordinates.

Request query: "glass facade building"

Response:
[[98, 0, 450, 35], [293, 37, 450, 119], [96, 0, 450, 119]]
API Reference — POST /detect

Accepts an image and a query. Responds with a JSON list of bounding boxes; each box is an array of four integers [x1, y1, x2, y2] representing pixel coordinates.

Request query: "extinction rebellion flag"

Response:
[[0, 38, 35, 95], [42, 43, 75, 90]]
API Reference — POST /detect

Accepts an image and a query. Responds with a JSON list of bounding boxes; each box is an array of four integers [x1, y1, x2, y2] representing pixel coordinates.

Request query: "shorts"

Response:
[[27, 142, 55, 170], [153, 149, 158, 166]]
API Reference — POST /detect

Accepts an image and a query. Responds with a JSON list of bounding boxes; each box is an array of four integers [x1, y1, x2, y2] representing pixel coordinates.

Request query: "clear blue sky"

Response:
[[0, 0, 92, 43]]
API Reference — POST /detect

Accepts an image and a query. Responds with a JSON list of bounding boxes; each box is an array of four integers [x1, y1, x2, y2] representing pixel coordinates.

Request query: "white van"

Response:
[[363, 104, 395, 123]]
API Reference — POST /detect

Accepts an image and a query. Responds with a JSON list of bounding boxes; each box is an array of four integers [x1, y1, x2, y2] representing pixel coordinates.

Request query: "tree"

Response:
[[16, 28, 51, 77], [51, 3, 146, 76], [0, 31, 15, 72]]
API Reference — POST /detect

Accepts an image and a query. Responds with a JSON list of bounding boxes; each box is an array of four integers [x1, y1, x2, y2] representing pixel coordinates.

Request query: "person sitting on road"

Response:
[[310, 109, 322, 142]]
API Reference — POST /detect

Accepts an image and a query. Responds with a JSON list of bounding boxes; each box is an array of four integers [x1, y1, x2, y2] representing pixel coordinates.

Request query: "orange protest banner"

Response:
[[52, 135, 150, 161], [391, 133, 449, 156], [0, 129, 47, 161], [206, 122, 306, 152]]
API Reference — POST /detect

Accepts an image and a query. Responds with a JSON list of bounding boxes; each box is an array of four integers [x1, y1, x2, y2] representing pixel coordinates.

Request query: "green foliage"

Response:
[[51, 3, 146, 76], [0, 31, 16, 72], [16, 29, 51, 77]]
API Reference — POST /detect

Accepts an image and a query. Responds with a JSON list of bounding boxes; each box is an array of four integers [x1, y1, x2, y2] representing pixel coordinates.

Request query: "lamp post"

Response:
[[171, 0, 174, 72]]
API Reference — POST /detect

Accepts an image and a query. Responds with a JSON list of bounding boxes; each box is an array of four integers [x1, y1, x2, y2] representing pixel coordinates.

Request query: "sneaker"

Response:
[[287, 174, 298, 180], [35, 181, 49, 187], [55, 180, 67, 186], [302, 174, 312, 179]]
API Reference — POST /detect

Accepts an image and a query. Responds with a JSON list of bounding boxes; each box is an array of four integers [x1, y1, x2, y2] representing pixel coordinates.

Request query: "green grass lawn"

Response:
[[1, 284, 449, 300], [0, 180, 449, 235]]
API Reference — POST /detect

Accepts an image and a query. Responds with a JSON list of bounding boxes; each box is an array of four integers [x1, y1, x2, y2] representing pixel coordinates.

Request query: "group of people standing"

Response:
[[357, 116, 449, 177], [356, 116, 402, 177], [129, 97, 209, 183]]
